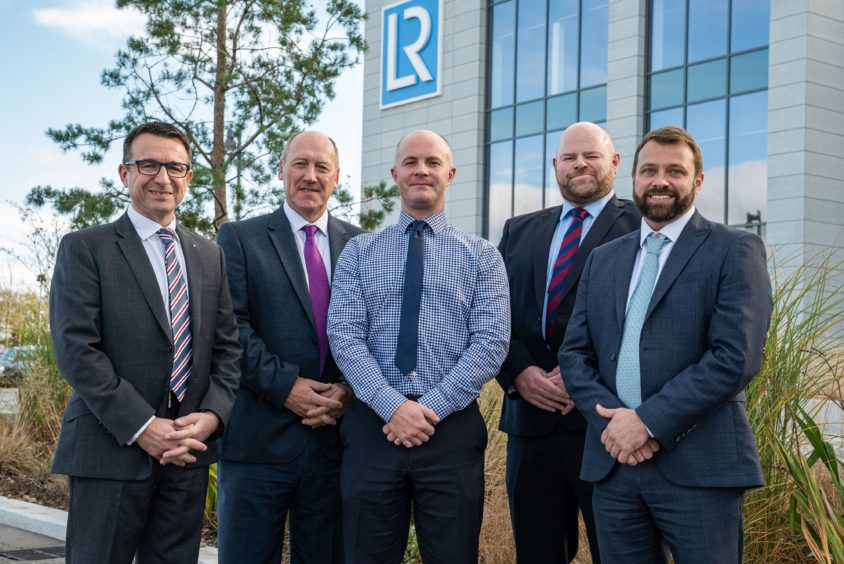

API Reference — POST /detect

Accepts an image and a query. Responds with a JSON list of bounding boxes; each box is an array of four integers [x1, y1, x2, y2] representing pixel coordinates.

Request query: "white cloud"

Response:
[[32, 0, 144, 44]]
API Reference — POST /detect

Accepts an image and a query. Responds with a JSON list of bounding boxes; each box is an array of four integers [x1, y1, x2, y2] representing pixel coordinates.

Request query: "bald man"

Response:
[[328, 130, 510, 563], [496, 122, 640, 563], [216, 131, 365, 563]]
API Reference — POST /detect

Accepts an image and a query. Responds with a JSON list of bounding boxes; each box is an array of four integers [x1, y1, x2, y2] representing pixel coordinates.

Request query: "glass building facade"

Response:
[[485, 0, 770, 241]]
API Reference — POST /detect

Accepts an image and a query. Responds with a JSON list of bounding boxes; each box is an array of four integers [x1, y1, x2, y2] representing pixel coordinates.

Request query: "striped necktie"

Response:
[[546, 207, 588, 339], [157, 229, 192, 402]]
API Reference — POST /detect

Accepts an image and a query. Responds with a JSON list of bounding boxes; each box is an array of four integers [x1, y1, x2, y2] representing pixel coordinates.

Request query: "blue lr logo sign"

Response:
[[380, 0, 442, 109]]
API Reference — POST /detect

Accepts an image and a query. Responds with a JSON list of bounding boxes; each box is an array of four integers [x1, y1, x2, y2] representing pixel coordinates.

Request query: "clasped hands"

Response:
[[382, 400, 440, 448], [596, 404, 660, 466], [514, 365, 576, 414], [285, 377, 354, 429], [137, 411, 220, 467]]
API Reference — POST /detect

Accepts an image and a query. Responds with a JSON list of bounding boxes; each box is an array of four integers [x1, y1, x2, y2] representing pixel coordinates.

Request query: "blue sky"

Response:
[[0, 0, 364, 290]]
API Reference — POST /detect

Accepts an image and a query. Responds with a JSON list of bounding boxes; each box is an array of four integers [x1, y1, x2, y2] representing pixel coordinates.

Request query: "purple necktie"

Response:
[[303, 225, 330, 374]]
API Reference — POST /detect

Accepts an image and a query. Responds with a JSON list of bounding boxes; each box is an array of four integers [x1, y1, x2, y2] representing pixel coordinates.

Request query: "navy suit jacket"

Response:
[[496, 196, 640, 436], [217, 207, 364, 464], [559, 211, 772, 488]]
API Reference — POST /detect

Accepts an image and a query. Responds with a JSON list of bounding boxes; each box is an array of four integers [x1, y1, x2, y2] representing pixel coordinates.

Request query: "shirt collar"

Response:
[[559, 191, 615, 223], [639, 205, 696, 248], [283, 200, 329, 235], [398, 210, 447, 234], [127, 205, 177, 241]]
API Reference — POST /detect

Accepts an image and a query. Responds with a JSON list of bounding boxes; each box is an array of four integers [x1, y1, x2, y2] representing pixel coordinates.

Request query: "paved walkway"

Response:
[[0, 496, 218, 563]]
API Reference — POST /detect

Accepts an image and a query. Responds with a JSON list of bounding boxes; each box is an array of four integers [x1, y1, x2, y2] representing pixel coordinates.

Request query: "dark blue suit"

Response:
[[496, 196, 639, 563], [216, 207, 363, 563], [559, 211, 772, 563]]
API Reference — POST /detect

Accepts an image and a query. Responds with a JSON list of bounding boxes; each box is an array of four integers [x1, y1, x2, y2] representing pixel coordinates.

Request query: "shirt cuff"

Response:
[[127, 415, 155, 445], [371, 386, 410, 423]]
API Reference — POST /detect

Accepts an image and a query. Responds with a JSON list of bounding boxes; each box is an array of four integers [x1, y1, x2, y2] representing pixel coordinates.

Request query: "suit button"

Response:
[[610, 353, 617, 361], [168, 345, 174, 352]]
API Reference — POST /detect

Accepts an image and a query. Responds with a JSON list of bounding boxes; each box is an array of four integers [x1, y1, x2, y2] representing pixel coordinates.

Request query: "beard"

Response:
[[633, 186, 696, 225], [558, 171, 615, 205]]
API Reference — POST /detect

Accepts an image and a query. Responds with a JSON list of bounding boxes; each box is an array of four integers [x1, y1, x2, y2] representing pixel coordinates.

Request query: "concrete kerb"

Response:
[[0, 495, 219, 563]]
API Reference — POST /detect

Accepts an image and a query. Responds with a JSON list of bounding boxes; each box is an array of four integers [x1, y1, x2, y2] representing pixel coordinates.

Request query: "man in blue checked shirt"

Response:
[[327, 129, 510, 564]]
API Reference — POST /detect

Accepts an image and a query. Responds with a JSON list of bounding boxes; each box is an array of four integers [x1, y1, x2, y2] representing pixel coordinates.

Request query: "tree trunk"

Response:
[[211, 1, 228, 230]]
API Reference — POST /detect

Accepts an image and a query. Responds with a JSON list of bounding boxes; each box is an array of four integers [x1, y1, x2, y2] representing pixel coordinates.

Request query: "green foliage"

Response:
[[779, 405, 844, 562], [30, 0, 367, 234], [331, 181, 400, 232], [205, 463, 218, 531], [744, 255, 844, 562]]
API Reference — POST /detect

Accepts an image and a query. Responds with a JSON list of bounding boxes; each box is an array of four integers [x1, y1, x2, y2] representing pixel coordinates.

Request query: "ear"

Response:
[[278, 159, 285, 181], [611, 152, 621, 171], [390, 167, 399, 183], [446, 166, 456, 184], [694, 171, 704, 193], [118, 163, 129, 187]]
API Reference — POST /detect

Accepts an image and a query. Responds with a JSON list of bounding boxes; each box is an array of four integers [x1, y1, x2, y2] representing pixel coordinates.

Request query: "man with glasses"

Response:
[[50, 121, 241, 564]]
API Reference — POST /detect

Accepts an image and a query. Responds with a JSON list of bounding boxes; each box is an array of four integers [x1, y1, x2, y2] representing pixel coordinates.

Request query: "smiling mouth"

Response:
[[146, 187, 173, 196]]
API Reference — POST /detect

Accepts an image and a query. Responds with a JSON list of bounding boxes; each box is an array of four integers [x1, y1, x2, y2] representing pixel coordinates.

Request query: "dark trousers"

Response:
[[216, 436, 343, 564], [66, 463, 208, 564], [592, 461, 745, 564], [341, 399, 487, 564], [506, 425, 599, 563]]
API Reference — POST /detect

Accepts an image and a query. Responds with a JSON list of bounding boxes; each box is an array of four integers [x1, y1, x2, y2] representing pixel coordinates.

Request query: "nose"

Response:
[[573, 155, 587, 169], [153, 164, 171, 184], [652, 170, 670, 187], [302, 164, 317, 182]]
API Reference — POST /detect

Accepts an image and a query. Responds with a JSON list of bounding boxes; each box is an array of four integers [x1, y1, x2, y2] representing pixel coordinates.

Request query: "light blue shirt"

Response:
[[542, 192, 615, 338], [327, 211, 511, 422]]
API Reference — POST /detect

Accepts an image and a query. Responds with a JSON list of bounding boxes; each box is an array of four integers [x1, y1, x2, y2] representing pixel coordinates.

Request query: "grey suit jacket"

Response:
[[216, 207, 364, 464], [559, 211, 772, 488], [50, 213, 241, 480]]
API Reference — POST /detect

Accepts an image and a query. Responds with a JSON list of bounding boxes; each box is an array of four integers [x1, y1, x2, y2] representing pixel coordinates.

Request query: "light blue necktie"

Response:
[[616, 233, 670, 408]]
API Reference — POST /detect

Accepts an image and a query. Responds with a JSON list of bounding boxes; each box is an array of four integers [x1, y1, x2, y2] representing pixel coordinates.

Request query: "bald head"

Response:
[[553, 122, 620, 206], [391, 129, 457, 220], [279, 130, 340, 223]]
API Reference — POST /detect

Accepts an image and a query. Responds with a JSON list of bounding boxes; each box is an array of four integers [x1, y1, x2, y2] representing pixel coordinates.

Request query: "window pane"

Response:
[[490, 106, 514, 141], [730, 49, 768, 94], [649, 107, 684, 130], [728, 91, 768, 225], [687, 99, 726, 223], [516, 0, 547, 102], [688, 0, 727, 63], [580, 85, 607, 122], [547, 92, 577, 131], [545, 130, 564, 208], [580, 0, 609, 87], [649, 69, 684, 110], [547, 0, 579, 95], [731, 0, 770, 52], [514, 135, 545, 216], [687, 59, 727, 103], [650, 0, 686, 71], [490, 1, 516, 107], [516, 100, 545, 136], [488, 141, 514, 242]]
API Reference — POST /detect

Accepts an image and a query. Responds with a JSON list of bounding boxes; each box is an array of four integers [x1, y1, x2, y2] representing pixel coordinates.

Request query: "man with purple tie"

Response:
[[216, 131, 364, 563]]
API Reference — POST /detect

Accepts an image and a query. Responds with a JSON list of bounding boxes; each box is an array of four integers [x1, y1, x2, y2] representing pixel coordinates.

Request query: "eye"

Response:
[[670, 169, 685, 176]]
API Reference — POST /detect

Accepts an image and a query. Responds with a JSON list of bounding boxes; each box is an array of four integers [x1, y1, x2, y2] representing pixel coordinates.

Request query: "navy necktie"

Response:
[[395, 220, 426, 374], [546, 207, 588, 339]]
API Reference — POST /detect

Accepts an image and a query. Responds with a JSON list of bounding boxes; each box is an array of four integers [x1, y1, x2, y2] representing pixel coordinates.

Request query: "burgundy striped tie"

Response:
[[545, 207, 588, 339], [158, 229, 192, 401]]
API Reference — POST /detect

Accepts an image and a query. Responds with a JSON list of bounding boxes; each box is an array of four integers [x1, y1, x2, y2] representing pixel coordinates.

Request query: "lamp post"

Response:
[[224, 128, 243, 220]]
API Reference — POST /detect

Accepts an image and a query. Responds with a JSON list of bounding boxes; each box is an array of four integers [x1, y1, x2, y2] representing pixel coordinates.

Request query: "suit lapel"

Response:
[[177, 227, 203, 339], [533, 207, 561, 310], [327, 216, 353, 273], [114, 213, 172, 341], [615, 233, 641, 330], [646, 211, 711, 318], [268, 208, 316, 329]]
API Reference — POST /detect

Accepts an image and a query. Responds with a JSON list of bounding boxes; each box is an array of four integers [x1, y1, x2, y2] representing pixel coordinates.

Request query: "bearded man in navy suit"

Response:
[[559, 126, 772, 563]]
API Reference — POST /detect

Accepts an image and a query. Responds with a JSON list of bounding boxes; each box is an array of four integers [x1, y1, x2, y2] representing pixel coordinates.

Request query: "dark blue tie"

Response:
[[395, 220, 426, 374]]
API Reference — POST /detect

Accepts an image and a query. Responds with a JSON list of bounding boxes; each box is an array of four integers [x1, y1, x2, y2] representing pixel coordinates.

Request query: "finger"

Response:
[[301, 417, 324, 428], [419, 405, 441, 424], [176, 438, 208, 452], [601, 429, 609, 445], [160, 445, 190, 463], [310, 393, 344, 410], [305, 406, 331, 418], [596, 404, 615, 418], [173, 415, 200, 428], [318, 414, 337, 426], [165, 427, 198, 441], [548, 366, 561, 378], [561, 402, 576, 415]]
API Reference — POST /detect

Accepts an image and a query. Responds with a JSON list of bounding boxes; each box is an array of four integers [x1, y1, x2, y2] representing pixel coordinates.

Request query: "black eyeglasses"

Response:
[[124, 159, 191, 178]]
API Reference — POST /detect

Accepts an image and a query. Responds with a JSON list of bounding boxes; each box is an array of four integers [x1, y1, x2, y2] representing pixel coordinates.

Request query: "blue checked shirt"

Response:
[[327, 211, 511, 422]]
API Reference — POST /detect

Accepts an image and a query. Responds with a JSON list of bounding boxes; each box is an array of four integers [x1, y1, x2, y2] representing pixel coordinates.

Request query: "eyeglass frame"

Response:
[[123, 159, 192, 178]]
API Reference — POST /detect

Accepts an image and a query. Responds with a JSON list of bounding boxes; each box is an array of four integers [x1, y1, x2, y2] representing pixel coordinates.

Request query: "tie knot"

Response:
[[571, 208, 588, 222], [410, 220, 427, 237], [645, 233, 669, 255], [157, 228, 175, 246], [303, 225, 319, 238]]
